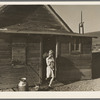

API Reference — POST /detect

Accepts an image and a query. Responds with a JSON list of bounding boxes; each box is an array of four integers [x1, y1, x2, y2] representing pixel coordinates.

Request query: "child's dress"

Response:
[[46, 56, 54, 78]]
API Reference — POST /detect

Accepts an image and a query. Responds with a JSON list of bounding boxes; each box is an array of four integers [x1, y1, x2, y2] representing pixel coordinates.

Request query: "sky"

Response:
[[52, 5, 100, 33]]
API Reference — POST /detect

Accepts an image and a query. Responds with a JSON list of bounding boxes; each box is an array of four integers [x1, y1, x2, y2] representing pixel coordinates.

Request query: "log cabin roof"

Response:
[[0, 5, 96, 38], [0, 5, 73, 33]]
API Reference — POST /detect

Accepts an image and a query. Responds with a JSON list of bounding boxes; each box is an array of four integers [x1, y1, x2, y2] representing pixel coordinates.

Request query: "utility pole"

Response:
[[79, 11, 84, 34]]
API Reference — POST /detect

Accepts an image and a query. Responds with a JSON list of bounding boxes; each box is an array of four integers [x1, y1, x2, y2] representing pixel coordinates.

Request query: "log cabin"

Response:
[[0, 5, 95, 89]]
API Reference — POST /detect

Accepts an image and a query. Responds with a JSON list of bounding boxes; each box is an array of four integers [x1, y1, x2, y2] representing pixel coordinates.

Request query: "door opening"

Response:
[[42, 35, 56, 82]]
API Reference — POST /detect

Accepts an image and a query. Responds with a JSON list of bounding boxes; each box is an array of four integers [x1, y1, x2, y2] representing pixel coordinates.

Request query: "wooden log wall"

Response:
[[0, 34, 12, 88], [26, 36, 41, 85], [12, 37, 26, 65], [56, 36, 92, 82], [0, 34, 41, 89]]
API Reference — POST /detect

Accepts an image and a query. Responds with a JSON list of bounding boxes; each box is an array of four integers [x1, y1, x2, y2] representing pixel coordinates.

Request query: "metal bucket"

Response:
[[18, 78, 28, 91]]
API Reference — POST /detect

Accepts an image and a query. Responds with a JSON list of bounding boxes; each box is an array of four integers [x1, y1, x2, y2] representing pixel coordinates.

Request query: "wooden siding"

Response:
[[0, 34, 41, 89], [0, 34, 11, 66], [92, 52, 100, 79], [26, 36, 41, 85], [0, 34, 12, 88], [82, 37, 92, 54], [12, 37, 26, 65], [56, 36, 92, 82]]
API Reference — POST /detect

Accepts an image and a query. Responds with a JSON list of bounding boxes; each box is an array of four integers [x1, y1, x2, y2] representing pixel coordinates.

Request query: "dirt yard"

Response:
[[1, 78, 100, 91], [51, 78, 100, 91]]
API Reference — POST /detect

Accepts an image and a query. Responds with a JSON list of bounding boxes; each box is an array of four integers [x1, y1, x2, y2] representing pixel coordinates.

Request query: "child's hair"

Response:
[[49, 50, 54, 54], [43, 52, 48, 59]]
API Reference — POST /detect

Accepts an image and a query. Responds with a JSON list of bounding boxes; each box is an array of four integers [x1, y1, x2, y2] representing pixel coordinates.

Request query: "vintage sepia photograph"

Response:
[[0, 4, 99, 92]]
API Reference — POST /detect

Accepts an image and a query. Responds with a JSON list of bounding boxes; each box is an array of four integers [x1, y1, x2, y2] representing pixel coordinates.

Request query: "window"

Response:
[[71, 37, 81, 53]]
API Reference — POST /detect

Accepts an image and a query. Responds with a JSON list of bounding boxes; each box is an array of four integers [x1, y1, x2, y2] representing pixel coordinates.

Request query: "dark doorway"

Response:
[[42, 35, 56, 82]]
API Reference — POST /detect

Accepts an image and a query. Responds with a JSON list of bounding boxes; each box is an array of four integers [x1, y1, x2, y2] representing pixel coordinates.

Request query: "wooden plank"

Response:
[[27, 48, 40, 52], [55, 37, 59, 77], [38, 37, 42, 83], [27, 53, 40, 57]]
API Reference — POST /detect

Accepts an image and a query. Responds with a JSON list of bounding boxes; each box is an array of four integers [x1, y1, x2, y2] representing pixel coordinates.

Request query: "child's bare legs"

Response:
[[49, 76, 54, 87]]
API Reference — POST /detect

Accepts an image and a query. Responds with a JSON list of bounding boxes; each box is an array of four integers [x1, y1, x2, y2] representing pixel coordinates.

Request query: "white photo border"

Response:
[[0, 1, 100, 98]]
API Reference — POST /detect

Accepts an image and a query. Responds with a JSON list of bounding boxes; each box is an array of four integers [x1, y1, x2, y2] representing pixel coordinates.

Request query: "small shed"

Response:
[[86, 32, 100, 79], [0, 5, 95, 89]]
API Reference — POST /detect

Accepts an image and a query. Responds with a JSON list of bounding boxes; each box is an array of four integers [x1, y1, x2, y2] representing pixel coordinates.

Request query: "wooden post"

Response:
[[55, 37, 59, 78], [69, 42, 71, 54], [39, 36, 43, 84]]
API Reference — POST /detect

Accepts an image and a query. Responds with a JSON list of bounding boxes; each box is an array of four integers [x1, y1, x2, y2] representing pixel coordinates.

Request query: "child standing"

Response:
[[46, 50, 55, 88]]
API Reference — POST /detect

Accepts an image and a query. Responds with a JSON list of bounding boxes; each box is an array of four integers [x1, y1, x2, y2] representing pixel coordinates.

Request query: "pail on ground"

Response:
[[18, 77, 28, 91]]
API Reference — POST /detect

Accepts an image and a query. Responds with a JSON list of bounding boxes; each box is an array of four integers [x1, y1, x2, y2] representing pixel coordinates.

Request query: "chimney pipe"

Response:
[[79, 11, 84, 34]]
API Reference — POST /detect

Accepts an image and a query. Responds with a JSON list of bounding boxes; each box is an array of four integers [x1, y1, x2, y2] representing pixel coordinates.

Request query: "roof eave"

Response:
[[0, 30, 96, 38]]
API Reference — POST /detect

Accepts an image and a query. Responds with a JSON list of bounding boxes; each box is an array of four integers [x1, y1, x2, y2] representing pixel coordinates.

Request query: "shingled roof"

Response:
[[0, 5, 96, 38], [0, 5, 73, 32]]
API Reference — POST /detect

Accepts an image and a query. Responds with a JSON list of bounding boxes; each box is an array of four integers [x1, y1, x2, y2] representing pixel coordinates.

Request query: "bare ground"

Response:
[[1, 78, 100, 91], [51, 78, 100, 91]]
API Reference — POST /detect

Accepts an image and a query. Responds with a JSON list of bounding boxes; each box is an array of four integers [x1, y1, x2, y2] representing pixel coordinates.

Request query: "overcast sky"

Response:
[[52, 5, 100, 33]]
